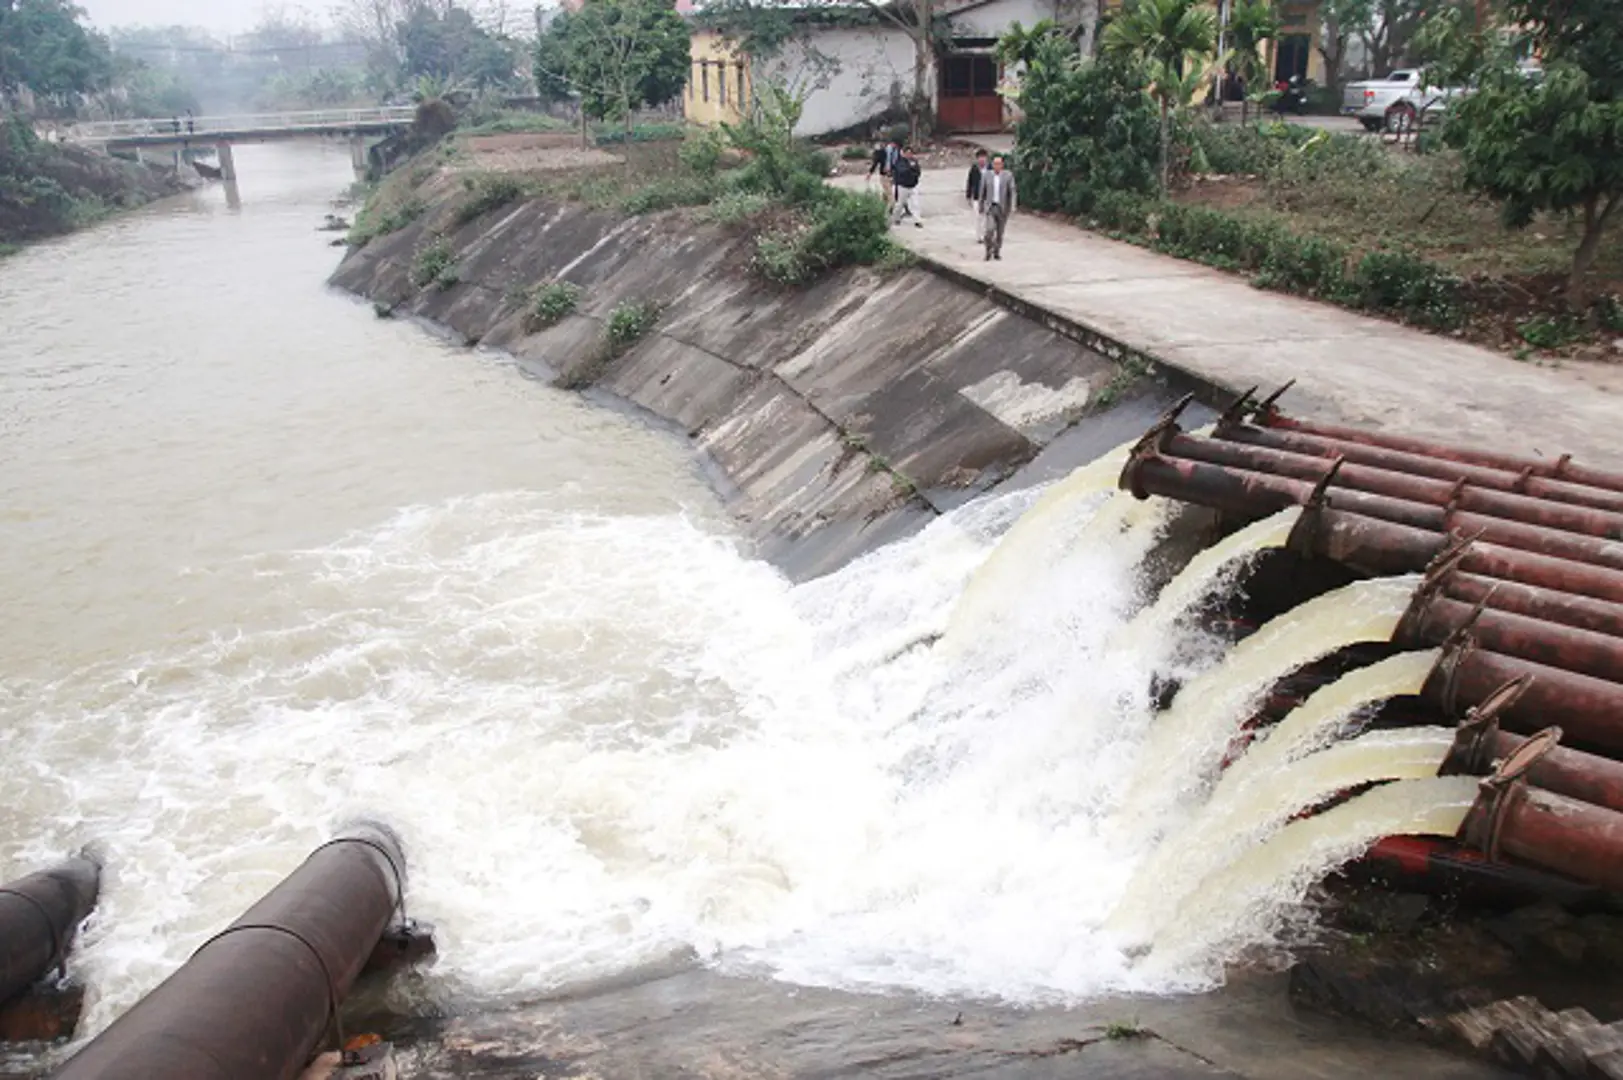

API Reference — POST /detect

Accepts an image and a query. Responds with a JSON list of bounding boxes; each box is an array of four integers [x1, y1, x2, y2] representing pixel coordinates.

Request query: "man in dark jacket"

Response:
[[965, 149, 989, 240], [869, 139, 900, 207], [890, 145, 923, 227]]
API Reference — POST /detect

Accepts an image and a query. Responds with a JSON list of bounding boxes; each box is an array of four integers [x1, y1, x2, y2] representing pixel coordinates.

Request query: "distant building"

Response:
[[685, 0, 1093, 137]]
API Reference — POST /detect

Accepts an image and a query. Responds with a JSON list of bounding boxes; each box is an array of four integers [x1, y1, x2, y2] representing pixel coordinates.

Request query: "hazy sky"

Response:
[[78, 0, 318, 35]]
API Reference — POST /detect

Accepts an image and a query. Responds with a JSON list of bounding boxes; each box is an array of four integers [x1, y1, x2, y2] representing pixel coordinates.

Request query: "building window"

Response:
[[702, 61, 709, 102], [737, 64, 746, 108], [719, 63, 727, 106]]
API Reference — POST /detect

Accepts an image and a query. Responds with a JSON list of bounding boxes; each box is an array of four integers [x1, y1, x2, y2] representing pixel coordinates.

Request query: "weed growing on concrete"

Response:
[[702, 192, 772, 227], [1103, 1022, 1147, 1041], [606, 301, 659, 351], [412, 239, 459, 289], [454, 173, 529, 225], [349, 196, 426, 246], [620, 177, 715, 215], [525, 281, 583, 330]]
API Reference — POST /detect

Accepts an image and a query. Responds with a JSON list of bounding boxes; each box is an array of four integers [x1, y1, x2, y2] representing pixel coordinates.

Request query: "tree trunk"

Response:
[[910, 29, 932, 144], [1570, 193, 1621, 311], [1159, 96, 1170, 191], [579, 105, 589, 150]]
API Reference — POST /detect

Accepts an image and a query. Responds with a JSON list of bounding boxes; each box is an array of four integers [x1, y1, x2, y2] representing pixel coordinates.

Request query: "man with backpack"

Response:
[[890, 145, 923, 228]]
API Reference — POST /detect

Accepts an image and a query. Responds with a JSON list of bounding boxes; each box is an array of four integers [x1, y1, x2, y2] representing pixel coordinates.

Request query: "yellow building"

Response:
[[1098, 0, 1327, 87], [686, 30, 752, 126]]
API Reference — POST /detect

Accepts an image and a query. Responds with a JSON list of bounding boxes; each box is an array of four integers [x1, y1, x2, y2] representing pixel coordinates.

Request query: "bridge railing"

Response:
[[66, 106, 418, 141]]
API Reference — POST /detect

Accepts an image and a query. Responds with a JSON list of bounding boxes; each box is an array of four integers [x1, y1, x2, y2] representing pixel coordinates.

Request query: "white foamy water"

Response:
[[1, 142, 1476, 1059]]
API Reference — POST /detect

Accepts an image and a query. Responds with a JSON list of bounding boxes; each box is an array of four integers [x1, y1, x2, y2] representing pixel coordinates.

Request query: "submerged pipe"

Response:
[[1169, 432, 1623, 541], [56, 822, 406, 1080], [1215, 423, 1623, 515], [1252, 409, 1623, 495], [0, 857, 100, 1006]]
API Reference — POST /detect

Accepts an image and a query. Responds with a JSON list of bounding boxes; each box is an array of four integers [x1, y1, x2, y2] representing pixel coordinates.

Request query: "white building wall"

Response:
[[762, 26, 916, 137]]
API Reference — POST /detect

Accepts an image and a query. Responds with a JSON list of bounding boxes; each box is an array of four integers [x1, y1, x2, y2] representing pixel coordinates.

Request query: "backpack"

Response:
[[893, 156, 919, 188]]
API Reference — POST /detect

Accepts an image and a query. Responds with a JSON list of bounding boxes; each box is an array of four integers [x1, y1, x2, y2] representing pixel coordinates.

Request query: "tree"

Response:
[[397, 2, 518, 88], [535, 0, 689, 138], [1219, 0, 1278, 123], [1434, 0, 1623, 309], [0, 0, 114, 110], [1316, 0, 1374, 95], [1363, 0, 1429, 75], [1101, 0, 1215, 191]]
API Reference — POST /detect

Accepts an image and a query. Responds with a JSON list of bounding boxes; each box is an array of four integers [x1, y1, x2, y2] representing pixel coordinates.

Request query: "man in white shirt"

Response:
[[977, 155, 1017, 261]]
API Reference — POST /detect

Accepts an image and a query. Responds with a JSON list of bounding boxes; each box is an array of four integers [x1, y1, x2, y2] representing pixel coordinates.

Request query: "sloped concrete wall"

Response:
[[330, 195, 1185, 579]]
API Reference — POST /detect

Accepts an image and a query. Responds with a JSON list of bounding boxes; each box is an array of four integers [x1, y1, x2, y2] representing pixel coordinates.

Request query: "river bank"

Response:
[[0, 126, 197, 251]]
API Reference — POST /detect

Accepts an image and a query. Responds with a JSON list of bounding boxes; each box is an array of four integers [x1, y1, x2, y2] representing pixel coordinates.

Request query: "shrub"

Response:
[[803, 189, 891, 268], [1597, 295, 1623, 333], [753, 229, 813, 285], [678, 127, 726, 174], [412, 238, 459, 289], [606, 301, 659, 350], [1091, 190, 1152, 235], [526, 281, 583, 330], [1352, 249, 1465, 329], [595, 122, 687, 145], [1258, 234, 1350, 296], [454, 172, 528, 225], [702, 191, 772, 226], [619, 176, 715, 214], [1014, 44, 1161, 212], [1516, 314, 1584, 349], [841, 144, 871, 161], [349, 196, 425, 246]]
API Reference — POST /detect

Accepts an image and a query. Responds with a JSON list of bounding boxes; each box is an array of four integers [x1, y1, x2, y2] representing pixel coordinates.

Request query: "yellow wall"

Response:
[[686, 31, 752, 126]]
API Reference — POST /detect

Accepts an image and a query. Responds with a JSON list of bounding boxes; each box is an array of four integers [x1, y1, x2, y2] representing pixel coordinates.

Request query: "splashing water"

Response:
[[1141, 776, 1478, 976], [1115, 574, 1424, 838], [1213, 650, 1443, 801], [1113, 506, 1303, 658], [1107, 726, 1457, 946]]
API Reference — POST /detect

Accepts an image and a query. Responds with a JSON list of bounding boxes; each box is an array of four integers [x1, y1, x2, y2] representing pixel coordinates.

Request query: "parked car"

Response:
[[1340, 70, 1453, 131]]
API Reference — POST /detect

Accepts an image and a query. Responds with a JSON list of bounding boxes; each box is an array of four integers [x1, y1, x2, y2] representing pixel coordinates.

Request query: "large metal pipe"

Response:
[[0, 857, 100, 1006], [1445, 715, 1623, 817], [1216, 423, 1623, 515], [1130, 445, 1623, 572], [1424, 646, 1623, 756], [1399, 593, 1623, 685], [1444, 572, 1623, 640], [1461, 775, 1623, 895], [56, 823, 406, 1080], [1170, 432, 1623, 540], [1253, 409, 1623, 495], [1125, 451, 1623, 582]]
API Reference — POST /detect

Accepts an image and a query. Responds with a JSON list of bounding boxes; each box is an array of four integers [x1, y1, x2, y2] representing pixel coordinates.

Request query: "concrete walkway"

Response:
[[838, 169, 1623, 469]]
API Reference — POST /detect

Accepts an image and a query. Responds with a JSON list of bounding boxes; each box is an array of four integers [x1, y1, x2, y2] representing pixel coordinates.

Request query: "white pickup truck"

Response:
[[1340, 70, 1454, 132]]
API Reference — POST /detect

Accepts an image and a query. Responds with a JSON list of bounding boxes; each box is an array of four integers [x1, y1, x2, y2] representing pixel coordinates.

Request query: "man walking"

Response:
[[868, 138, 899, 208], [891, 144, 923, 228], [978, 154, 1017, 260], [965, 149, 989, 242]]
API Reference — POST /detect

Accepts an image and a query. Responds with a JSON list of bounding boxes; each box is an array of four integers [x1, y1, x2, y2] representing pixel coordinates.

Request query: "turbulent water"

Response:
[[1, 143, 1470, 1055]]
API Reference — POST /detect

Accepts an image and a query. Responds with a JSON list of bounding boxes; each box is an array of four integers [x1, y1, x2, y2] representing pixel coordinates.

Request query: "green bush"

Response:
[[454, 173, 528, 225], [1516, 314, 1584, 349], [619, 176, 715, 214], [841, 144, 871, 161], [1091, 190, 1152, 235], [412, 238, 459, 289], [526, 280, 583, 330], [1352, 249, 1465, 329], [702, 191, 772, 226], [803, 189, 891, 268], [460, 110, 569, 136], [1597, 295, 1623, 333], [678, 127, 726, 174], [1014, 44, 1161, 212], [595, 122, 687, 145], [349, 196, 425, 246], [1257, 234, 1350, 296], [752, 229, 813, 285], [606, 301, 659, 349]]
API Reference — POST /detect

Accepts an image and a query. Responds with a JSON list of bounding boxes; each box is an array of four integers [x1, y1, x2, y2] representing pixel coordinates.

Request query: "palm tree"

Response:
[[1102, 0, 1218, 190], [1221, 0, 1280, 124]]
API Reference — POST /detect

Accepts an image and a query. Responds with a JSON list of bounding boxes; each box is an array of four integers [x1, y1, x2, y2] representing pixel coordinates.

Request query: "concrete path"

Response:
[[837, 169, 1623, 469]]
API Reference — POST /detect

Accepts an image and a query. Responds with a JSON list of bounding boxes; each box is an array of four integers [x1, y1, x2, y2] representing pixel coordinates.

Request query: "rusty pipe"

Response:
[[1398, 594, 1623, 685], [0, 856, 100, 1006], [1445, 716, 1623, 817], [56, 822, 406, 1080], [1424, 646, 1623, 756], [1444, 572, 1623, 640], [1254, 410, 1623, 495], [1461, 772, 1623, 895], [1170, 432, 1623, 540], [1125, 450, 1623, 574], [1216, 423, 1623, 515]]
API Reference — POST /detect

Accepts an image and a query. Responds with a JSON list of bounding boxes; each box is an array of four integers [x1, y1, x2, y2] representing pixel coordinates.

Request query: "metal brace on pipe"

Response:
[[1440, 675, 1535, 777], [1463, 726, 1563, 862]]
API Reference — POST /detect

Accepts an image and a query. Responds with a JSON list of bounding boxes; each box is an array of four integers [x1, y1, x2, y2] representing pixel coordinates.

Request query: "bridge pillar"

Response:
[[349, 134, 368, 179], [215, 141, 237, 183]]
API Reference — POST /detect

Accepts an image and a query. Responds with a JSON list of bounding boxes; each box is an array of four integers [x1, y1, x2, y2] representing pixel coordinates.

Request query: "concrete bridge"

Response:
[[65, 107, 417, 183]]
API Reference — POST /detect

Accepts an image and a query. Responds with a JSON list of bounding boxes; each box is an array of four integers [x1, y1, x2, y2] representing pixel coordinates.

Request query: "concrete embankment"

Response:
[[329, 190, 1209, 578], [0, 142, 196, 247]]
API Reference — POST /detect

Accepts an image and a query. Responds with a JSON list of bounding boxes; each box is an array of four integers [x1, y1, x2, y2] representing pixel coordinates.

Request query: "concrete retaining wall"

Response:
[[329, 194, 1201, 579]]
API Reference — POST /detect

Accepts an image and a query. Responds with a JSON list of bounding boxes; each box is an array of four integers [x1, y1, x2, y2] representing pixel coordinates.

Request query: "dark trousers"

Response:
[[983, 203, 1007, 258]]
